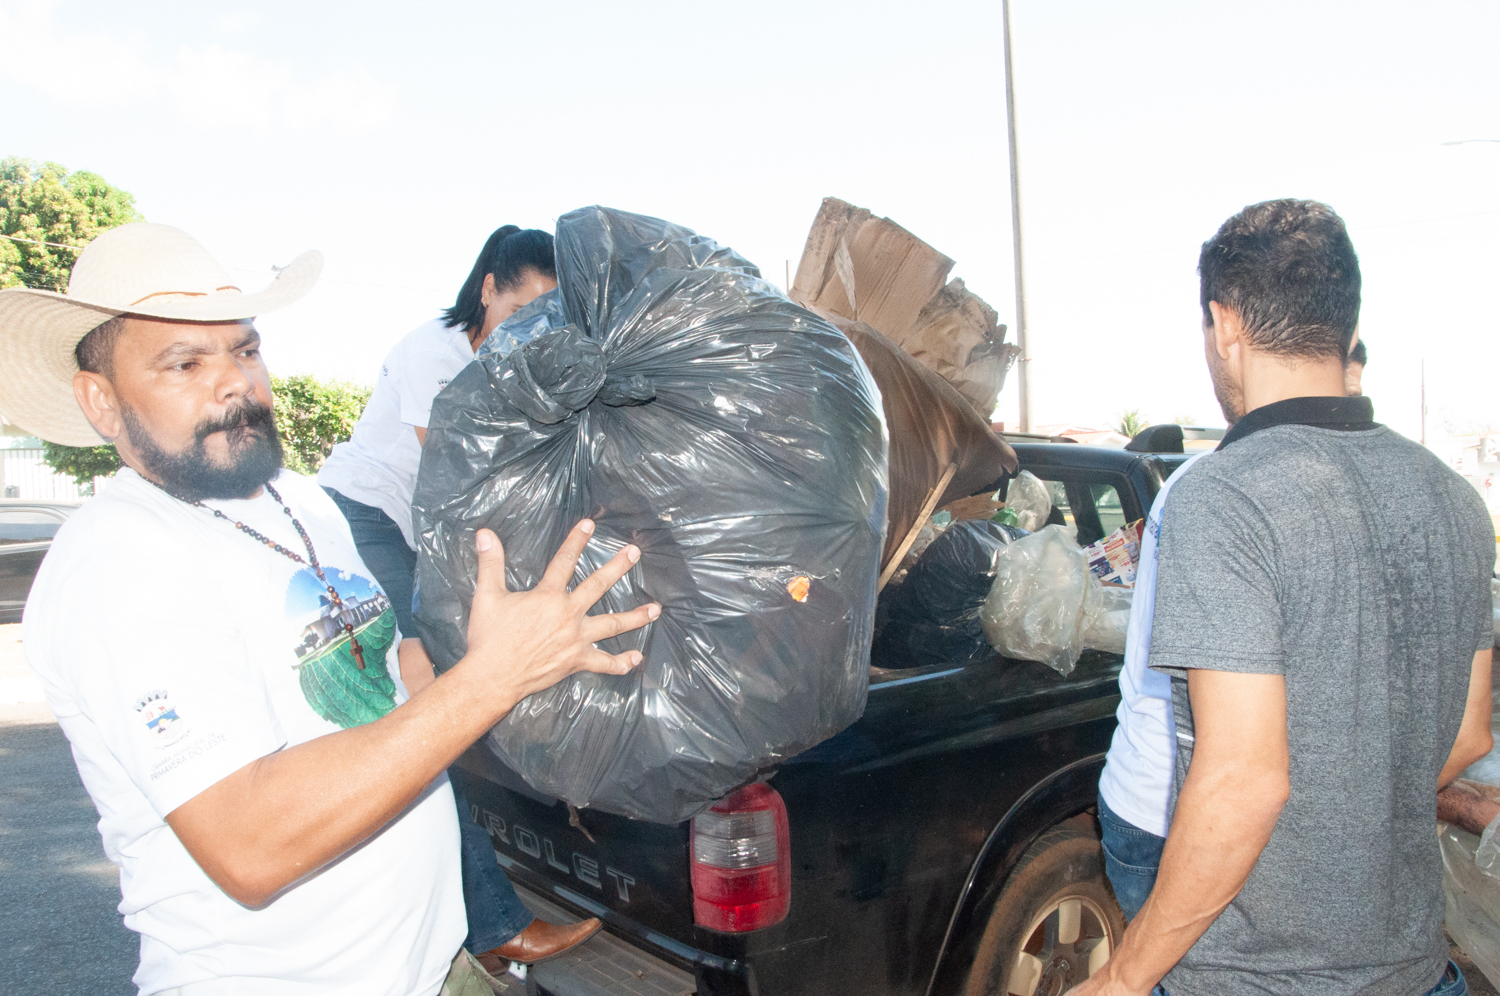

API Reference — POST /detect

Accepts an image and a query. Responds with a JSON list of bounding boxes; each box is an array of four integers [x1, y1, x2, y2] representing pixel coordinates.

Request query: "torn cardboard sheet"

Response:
[[790, 197, 1020, 417]]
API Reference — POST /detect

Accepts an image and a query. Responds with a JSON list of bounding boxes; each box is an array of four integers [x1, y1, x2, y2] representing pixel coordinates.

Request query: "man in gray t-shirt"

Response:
[[1074, 200, 1494, 996]]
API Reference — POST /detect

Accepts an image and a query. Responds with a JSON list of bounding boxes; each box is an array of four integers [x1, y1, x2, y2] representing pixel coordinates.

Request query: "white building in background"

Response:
[[1428, 432, 1500, 512], [0, 417, 106, 500]]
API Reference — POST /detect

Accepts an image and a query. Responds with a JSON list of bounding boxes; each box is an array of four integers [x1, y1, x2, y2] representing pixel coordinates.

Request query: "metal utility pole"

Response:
[[1002, 0, 1031, 431]]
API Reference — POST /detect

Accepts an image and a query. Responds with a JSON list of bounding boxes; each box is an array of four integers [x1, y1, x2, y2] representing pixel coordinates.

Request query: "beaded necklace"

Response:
[[157, 480, 367, 670]]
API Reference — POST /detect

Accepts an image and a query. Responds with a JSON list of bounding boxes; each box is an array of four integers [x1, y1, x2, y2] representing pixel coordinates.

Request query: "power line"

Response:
[[0, 232, 86, 251]]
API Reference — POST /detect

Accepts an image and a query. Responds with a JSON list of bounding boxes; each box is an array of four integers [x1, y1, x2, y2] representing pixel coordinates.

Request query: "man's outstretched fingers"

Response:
[[582, 603, 661, 644], [473, 528, 509, 594], [577, 649, 645, 676], [572, 545, 642, 608], [539, 519, 597, 592]]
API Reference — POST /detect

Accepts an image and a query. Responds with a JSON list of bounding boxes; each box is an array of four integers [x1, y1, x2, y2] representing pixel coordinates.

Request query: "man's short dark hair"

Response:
[[1348, 338, 1367, 366], [76, 313, 129, 378], [1198, 199, 1361, 361]]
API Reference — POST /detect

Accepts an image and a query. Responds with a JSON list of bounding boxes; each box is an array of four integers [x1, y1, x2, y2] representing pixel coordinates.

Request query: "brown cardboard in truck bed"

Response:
[[789, 197, 1018, 419], [790, 198, 955, 339], [807, 306, 1018, 569], [897, 278, 1019, 417]]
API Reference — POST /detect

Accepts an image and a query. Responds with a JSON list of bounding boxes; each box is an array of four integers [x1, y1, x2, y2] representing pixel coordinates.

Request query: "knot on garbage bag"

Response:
[[499, 326, 656, 425]]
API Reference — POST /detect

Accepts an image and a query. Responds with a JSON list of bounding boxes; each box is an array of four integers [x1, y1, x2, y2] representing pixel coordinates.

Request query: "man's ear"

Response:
[[73, 371, 122, 442], [1347, 327, 1360, 357], [1207, 300, 1244, 362]]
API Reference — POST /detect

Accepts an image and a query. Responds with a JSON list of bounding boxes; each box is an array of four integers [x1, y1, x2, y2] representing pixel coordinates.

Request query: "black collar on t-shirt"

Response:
[[1218, 395, 1379, 451]]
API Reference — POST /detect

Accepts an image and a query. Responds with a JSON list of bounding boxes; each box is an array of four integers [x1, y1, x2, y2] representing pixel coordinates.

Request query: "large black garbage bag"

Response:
[[876, 520, 1025, 667], [412, 206, 888, 824]]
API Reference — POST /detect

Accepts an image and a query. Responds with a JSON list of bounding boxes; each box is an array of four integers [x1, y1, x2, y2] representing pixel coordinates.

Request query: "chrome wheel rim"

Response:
[[1007, 896, 1114, 996]]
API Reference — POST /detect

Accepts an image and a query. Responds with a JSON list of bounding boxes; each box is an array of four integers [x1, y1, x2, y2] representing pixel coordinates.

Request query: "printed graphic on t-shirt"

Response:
[[134, 690, 190, 747], [286, 567, 398, 729]]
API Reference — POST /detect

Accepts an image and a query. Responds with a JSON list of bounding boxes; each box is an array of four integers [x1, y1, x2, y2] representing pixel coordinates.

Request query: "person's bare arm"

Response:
[[1438, 648, 1494, 790], [414, 425, 426, 446], [397, 637, 436, 697], [166, 521, 655, 906], [1071, 670, 1290, 996]]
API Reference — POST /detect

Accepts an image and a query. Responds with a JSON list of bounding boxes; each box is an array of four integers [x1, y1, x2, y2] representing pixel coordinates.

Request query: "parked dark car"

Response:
[[0, 500, 83, 624], [456, 443, 1190, 996]]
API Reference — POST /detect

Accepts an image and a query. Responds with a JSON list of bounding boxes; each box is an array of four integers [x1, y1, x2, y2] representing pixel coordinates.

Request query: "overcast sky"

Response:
[[4, 0, 1496, 441]]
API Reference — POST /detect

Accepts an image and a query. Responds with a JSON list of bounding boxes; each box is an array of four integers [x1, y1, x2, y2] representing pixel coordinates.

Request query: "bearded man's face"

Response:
[[78, 317, 283, 500], [120, 394, 283, 501]]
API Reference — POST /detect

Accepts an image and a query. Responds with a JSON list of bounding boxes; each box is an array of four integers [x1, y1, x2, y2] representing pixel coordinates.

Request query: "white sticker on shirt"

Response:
[[134, 690, 190, 747]]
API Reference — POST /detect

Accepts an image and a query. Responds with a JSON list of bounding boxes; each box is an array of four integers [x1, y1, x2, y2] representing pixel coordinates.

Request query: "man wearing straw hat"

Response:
[[0, 222, 656, 996]]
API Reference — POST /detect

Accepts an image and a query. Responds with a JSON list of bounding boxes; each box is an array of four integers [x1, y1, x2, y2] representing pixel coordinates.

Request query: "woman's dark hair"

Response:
[[442, 225, 556, 331]]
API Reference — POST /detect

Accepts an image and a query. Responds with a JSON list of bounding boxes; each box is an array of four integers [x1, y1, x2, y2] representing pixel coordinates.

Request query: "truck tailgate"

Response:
[[453, 745, 726, 983]]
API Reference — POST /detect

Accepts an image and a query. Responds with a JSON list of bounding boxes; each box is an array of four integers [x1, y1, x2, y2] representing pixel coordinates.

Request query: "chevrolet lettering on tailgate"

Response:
[[477, 806, 637, 902]]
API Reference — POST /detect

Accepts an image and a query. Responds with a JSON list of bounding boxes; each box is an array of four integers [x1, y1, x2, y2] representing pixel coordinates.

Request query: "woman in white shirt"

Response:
[[319, 227, 603, 969]]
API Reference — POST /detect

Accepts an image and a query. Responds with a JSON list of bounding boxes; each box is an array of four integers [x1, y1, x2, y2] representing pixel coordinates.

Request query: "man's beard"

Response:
[[1206, 342, 1245, 424], [121, 398, 284, 501]]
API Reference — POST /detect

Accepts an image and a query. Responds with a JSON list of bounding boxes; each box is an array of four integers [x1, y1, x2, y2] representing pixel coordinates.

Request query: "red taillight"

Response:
[[690, 782, 791, 932]]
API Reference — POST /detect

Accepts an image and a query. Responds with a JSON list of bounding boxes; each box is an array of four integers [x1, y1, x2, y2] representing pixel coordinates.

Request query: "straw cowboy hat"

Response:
[[0, 222, 321, 446]]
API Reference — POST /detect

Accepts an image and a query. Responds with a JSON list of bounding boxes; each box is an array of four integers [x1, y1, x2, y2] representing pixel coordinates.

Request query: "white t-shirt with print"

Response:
[[1096, 453, 1206, 838], [23, 468, 464, 996], [317, 317, 475, 548]]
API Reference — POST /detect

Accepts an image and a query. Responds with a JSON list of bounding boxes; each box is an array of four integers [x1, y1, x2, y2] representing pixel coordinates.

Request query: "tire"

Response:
[[963, 816, 1127, 996]]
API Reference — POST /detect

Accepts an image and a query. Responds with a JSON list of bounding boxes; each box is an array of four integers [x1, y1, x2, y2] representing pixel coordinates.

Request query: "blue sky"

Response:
[[3, 0, 1496, 440], [286, 565, 380, 621]]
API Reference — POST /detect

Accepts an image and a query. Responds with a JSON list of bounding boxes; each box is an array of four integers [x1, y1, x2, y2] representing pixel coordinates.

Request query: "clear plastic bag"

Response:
[[977, 524, 1133, 675], [412, 206, 888, 824], [1442, 817, 1500, 985], [1004, 470, 1053, 533], [1084, 591, 1133, 656]]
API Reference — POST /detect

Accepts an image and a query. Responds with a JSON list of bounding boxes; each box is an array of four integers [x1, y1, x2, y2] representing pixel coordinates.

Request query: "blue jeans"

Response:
[[324, 488, 535, 952], [1098, 792, 1164, 921], [451, 779, 536, 952]]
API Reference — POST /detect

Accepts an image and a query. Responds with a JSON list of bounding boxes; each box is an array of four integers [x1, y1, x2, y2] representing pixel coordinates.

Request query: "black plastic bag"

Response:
[[877, 520, 1025, 667], [412, 206, 888, 824]]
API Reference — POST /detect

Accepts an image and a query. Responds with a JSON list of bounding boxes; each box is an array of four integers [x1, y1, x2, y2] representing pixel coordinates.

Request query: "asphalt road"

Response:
[[1, 707, 137, 995]]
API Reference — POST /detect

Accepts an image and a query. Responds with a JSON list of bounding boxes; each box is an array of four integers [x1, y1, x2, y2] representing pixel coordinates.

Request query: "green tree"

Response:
[[9, 157, 140, 489], [41, 441, 121, 487], [1, 157, 144, 291], [1172, 414, 1200, 426], [272, 374, 372, 475], [1116, 409, 1149, 437]]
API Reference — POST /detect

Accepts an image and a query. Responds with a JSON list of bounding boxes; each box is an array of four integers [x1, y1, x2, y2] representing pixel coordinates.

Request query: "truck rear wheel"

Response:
[[964, 818, 1126, 996]]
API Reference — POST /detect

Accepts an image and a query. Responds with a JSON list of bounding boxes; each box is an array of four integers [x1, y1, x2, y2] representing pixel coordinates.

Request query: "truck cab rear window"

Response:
[[1041, 478, 1128, 548]]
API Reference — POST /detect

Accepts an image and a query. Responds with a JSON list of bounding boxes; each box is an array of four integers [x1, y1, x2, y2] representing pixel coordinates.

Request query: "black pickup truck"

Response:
[[456, 441, 1192, 996]]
